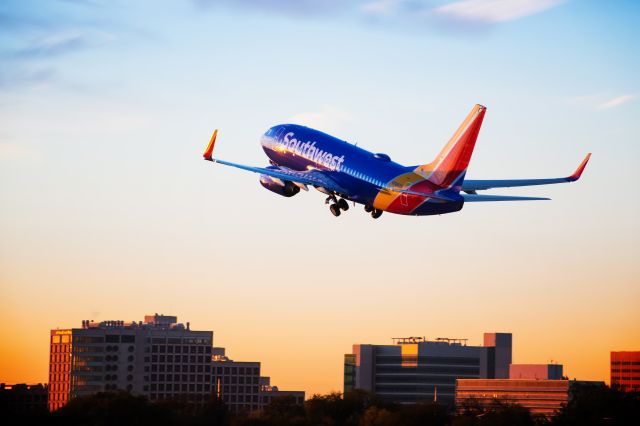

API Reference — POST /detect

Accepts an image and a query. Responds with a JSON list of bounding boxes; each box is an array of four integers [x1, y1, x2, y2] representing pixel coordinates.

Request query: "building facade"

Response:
[[611, 351, 640, 392], [211, 347, 305, 413], [455, 379, 604, 418], [344, 332, 512, 405], [49, 314, 213, 411]]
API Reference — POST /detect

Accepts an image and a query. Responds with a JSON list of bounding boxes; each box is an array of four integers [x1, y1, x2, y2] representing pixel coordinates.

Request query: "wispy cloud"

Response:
[[567, 93, 637, 111], [196, 0, 568, 31], [432, 0, 566, 25], [0, 67, 56, 89], [287, 106, 352, 132], [597, 94, 636, 110], [193, 0, 346, 16], [14, 32, 89, 58]]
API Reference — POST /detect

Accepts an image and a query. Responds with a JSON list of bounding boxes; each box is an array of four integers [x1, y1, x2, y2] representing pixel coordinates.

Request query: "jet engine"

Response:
[[259, 176, 300, 197]]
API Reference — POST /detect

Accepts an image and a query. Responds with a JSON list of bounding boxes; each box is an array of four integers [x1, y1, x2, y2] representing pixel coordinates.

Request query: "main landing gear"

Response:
[[364, 204, 383, 219], [326, 195, 349, 217]]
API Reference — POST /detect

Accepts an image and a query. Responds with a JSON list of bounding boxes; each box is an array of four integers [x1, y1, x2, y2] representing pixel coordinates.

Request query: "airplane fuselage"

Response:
[[260, 124, 464, 216]]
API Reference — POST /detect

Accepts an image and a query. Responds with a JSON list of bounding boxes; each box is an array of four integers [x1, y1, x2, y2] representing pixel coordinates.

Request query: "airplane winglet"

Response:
[[203, 129, 218, 161], [568, 153, 591, 181]]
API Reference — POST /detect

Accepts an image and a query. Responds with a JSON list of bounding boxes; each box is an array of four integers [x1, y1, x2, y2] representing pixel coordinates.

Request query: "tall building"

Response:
[[211, 347, 305, 413], [49, 314, 213, 411], [611, 351, 640, 392], [344, 332, 512, 405]]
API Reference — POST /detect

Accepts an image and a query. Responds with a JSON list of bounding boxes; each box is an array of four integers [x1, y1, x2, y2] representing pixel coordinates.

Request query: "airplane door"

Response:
[[401, 192, 409, 207]]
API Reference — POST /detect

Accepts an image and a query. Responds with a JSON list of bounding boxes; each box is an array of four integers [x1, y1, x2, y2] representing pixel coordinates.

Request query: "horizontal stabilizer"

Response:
[[462, 194, 550, 202], [462, 153, 591, 192]]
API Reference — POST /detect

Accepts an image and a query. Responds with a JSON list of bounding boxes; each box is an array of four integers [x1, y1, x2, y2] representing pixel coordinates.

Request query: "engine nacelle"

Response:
[[259, 176, 300, 197]]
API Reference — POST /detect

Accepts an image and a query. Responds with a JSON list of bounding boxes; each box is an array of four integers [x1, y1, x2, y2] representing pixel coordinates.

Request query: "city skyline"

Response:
[[1, 0, 639, 397]]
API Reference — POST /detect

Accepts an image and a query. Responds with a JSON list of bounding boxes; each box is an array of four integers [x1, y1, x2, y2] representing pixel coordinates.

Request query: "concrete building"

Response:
[[344, 332, 512, 405], [611, 351, 640, 392], [510, 364, 563, 380], [211, 347, 262, 413], [49, 314, 213, 411], [455, 379, 604, 418], [211, 347, 305, 413], [0, 383, 48, 415]]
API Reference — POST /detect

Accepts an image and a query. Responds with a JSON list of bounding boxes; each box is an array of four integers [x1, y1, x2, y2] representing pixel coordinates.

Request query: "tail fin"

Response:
[[415, 104, 486, 190]]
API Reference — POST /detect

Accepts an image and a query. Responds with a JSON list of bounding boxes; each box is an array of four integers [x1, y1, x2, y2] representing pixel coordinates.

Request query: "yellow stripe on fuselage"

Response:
[[373, 171, 425, 210]]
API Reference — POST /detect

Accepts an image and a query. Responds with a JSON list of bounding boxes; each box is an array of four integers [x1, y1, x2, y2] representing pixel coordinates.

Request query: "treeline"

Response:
[[7, 386, 639, 426]]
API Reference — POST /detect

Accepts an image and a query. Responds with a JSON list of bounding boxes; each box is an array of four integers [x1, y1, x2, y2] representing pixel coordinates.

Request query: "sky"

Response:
[[0, 0, 639, 396]]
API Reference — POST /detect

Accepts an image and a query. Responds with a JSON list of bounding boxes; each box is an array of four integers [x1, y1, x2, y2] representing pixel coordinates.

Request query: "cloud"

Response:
[[566, 93, 636, 111], [193, 0, 346, 16], [0, 67, 56, 89], [597, 94, 636, 110], [432, 0, 567, 25], [194, 0, 568, 31], [14, 32, 89, 58], [287, 106, 352, 132]]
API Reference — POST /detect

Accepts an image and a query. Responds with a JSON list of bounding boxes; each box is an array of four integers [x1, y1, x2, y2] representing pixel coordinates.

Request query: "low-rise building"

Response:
[[211, 347, 305, 413], [455, 379, 604, 418], [0, 383, 48, 415]]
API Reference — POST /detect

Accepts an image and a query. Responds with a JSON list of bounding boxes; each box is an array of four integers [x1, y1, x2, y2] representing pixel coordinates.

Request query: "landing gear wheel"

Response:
[[330, 204, 341, 217], [338, 199, 349, 211], [371, 209, 383, 219], [364, 204, 373, 213]]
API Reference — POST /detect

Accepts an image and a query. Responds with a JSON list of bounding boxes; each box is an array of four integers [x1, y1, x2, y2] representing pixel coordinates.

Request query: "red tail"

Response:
[[414, 104, 486, 190]]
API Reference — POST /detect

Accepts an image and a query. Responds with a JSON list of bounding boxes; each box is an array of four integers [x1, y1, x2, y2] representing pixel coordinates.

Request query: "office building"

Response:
[[211, 347, 305, 413], [455, 379, 604, 418], [509, 364, 563, 380], [611, 351, 640, 392], [211, 347, 261, 413], [49, 314, 213, 411], [344, 332, 512, 405]]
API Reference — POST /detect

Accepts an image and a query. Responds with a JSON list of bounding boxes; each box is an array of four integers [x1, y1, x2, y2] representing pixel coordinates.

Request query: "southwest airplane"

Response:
[[203, 104, 590, 219]]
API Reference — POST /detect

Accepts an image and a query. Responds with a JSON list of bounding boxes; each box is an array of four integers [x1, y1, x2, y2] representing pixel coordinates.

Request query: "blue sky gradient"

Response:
[[1, 0, 639, 394]]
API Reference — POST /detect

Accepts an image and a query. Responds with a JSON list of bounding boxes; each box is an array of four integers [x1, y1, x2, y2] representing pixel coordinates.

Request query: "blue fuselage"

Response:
[[260, 124, 464, 215]]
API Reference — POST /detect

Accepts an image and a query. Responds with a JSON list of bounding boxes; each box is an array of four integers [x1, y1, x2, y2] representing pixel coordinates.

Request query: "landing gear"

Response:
[[326, 195, 350, 217], [371, 209, 383, 219], [364, 204, 373, 213]]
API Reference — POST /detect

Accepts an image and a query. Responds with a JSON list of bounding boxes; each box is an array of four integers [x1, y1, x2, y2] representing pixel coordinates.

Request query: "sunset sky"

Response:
[[1, 0, 639, 396]]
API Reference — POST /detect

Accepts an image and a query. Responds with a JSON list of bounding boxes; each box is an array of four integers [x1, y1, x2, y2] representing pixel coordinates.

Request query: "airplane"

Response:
[[203, 104, 590, 219]]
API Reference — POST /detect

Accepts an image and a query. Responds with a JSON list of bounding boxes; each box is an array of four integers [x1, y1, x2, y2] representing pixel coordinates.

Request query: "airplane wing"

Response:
[[203, 130, 348, 194], [461, 153, 591, 193]]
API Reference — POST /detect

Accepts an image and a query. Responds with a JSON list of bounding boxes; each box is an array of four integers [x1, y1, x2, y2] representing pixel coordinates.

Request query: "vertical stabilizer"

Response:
[[414, 104, 486, 190]]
